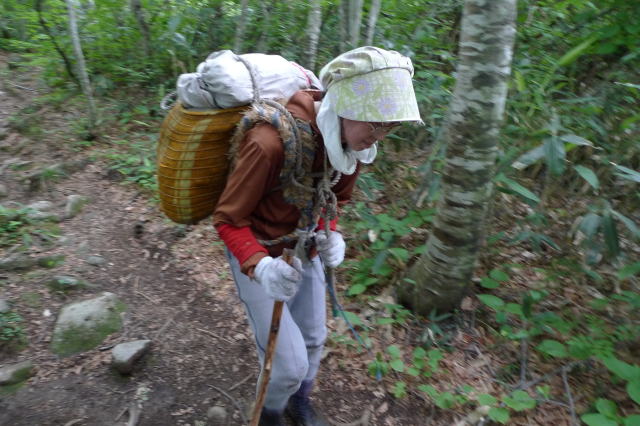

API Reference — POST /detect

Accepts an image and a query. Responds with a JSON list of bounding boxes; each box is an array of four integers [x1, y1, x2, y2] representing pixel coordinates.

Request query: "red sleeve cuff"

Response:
[[316, 217, 338, 232], [215, 223, 268, 265]]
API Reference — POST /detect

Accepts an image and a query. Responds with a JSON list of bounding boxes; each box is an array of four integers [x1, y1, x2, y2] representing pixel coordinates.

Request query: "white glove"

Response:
[[254, 255, 303, 301], [315, 230, 346, 268]]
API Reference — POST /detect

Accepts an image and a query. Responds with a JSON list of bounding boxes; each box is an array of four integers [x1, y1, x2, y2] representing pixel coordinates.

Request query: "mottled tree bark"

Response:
[[306, 0, 322, 71], [234, 0, 250, 53], [66, 0, 97, 130], [398, 0, 517, 315], [35, 0, 79, 86], [338, 0, 348, 52], [256, 1, 274, 53], [348, 0, 363, 48], [365, 0, 381, 46], [129, 0, 151, 59]]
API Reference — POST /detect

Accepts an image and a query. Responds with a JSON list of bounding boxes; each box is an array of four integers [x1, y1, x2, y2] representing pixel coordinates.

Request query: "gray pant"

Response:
[[226, 251, 327, 410]]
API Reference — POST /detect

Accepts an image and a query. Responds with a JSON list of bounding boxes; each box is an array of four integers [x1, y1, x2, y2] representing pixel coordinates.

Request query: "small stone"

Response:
[[51, 292, 126, 357], [27, 201, 54, 211], [0, 183, 7, 198], [0, 254, 38, 271], [46, 275, 86, 292], [0, 360, 34, 386], [112, 340, 152, 374], [64, 195, 88, 219], [85, 255, 106, 266], [26, 210, 60, 222], [206, 405, 227, 424], [0, 298, 10, 313]]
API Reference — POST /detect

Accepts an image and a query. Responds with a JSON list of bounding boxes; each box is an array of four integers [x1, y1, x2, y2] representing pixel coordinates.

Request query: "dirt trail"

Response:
[[0, 56, 428, 426]]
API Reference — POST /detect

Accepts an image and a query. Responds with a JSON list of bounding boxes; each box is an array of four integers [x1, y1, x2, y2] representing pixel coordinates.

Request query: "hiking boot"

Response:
[[285, 380, 329, 426], [259, 407, 286, 426]]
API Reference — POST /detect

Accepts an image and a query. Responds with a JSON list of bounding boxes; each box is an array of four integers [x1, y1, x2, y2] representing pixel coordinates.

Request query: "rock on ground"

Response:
[[207, 405, 228, 424], [64, 194, 87, 219], [0, 361, 34, 386], [111, 340, 152, 374], [51, 292, 126, 357], [0, 298, 9, 313]]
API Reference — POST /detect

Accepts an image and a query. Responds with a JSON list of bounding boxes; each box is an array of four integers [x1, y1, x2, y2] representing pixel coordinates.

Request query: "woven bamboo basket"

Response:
[[157, 102, 246, 224]]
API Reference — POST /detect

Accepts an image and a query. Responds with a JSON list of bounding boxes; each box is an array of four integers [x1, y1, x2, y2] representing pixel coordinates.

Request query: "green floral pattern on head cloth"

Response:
[[328, 68, 421, 122]]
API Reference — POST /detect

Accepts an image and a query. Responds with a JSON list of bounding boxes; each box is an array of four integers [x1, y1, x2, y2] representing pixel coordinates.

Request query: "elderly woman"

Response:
[[213, 46, 422, 426]]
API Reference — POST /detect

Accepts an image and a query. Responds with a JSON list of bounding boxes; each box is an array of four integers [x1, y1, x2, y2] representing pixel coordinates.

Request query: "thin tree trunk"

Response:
[[234, 0, 250, 53], [338, 0, 347, 52], [306, 0, 322, 71], [348, 0, 363, 48], [129, 0, 151, 59], [398, 0, 517, 315], [365, 0, 381, 46], [35, 0, 79, 86], [256, 1, 274, 53], [66, 0, 97, 131]]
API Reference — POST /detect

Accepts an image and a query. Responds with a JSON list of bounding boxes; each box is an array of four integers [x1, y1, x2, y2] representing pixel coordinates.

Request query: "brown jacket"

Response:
[[213, 90, 360, 274]]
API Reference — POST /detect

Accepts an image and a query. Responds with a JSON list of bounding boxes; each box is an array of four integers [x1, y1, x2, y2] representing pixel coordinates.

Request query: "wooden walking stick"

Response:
[[249, 249, 294, 426]]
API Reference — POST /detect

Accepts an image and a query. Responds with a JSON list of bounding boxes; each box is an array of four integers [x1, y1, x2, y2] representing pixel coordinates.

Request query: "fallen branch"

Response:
[[208, 384, 248, 425], [516, 360, 586, 391], [562, 366, 578, 426], [228, 372, 254, 391], [197, 327, 234, 344], [329, 405, 372, 426], [6, 81, 40, 92]]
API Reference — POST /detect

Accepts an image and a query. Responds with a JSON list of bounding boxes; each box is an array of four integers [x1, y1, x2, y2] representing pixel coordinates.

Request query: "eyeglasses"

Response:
[[368, 122, 401, 139]]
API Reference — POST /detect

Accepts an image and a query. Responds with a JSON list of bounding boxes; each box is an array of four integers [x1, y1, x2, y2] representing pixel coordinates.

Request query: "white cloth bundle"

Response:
[[177, 50, 322, 110]]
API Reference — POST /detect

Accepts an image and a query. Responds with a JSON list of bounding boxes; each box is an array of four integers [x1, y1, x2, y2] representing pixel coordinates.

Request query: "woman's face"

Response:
[[340, 118, 396, 151]]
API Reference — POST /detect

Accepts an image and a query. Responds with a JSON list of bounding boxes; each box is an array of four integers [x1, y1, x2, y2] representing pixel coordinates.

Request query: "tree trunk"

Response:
[[397, 0, 517, 315], [338, 0, 347, 52], [365, 0, 381, 46], [256, 1, 273, 53], [129, 0, 151, 59], [65, 0, 97, 131], [35, 0, 79, 86], [234, 0, 250, 53], [348, 0, 363, 48], [306, 0, 322, 71]]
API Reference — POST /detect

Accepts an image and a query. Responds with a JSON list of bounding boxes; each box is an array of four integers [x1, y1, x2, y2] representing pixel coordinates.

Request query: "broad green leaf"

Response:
[[418, 384, 438, 398], [390, 359, 405, 372], [477, 393, 497, 406], [342, 311, 363, 327], [388, 247, 410, 262], [581, 414, 618, 426], [544, 136, 566, 176], [413, 347, 427, 359], [612, 163, 640, 183], [480, 277, 500, 289], [488, 407, 510, 424], [477, 294, 505, 310], [624, 415, 640, 426], [503, 390, 537, 411], [512, 145, 545, 170], [406, 367, 420, 377], [579, 213, 602, 238], [504, 303, 524, 316], [434, 392, 456, 409], [560, 134, 595, 146], [627, 380, 640, 405], [574, 165, 600, 190], [489, 269, 510, 282], [618, 262, 640, 280], [602, 357, 640, 381], [498, 175, 541, 203], [595, 399, 618, 418], [376, 317, 395, 325], [392, 381, 407, 398], [514, 70, 526, 92], [537, 340, 568, 358], [347, 284, 366, 296], [611, 210, 640, 239], [387, 345, 401, 358], [557, 36, 598, 66]]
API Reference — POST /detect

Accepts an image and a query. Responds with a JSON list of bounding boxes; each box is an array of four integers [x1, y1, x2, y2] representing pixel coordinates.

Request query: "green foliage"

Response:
[[0, 311, 26, 345], [103, 135, 158, 193]]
